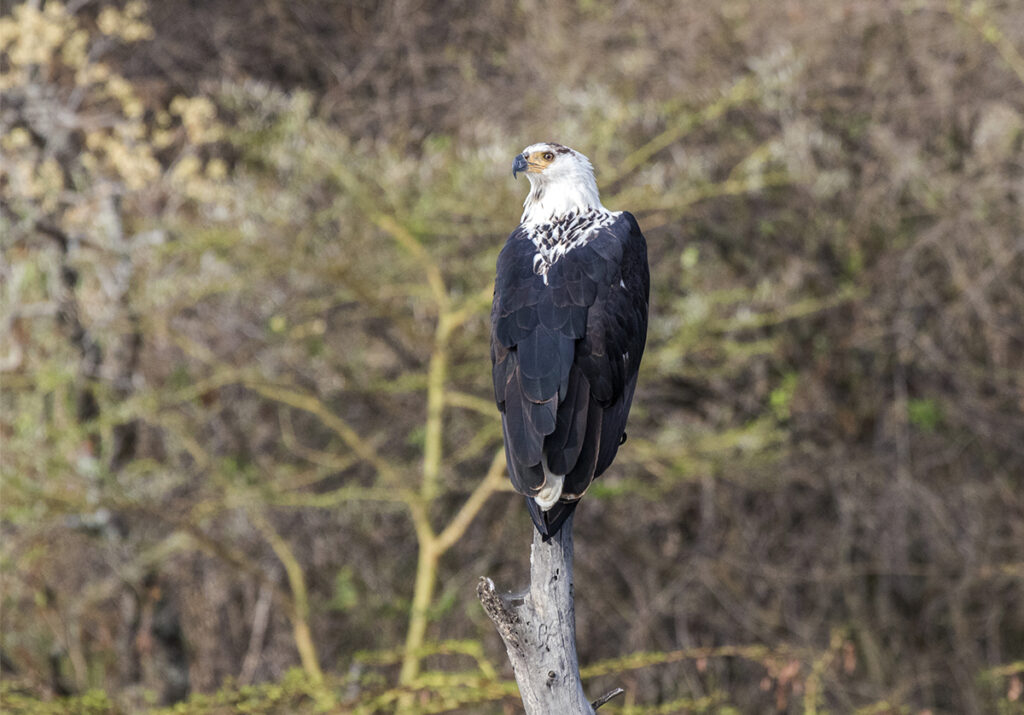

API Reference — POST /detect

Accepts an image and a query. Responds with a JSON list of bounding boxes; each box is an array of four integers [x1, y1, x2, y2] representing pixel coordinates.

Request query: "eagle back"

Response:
[[524, 208, 620, 284]]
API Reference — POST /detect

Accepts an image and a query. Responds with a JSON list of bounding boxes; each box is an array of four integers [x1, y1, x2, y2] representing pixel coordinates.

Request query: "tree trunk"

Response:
[[479, 512, 617, 714]]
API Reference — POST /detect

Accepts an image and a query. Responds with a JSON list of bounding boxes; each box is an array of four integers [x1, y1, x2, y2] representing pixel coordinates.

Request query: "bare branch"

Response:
[[248, 508, 325, 685], [605, 75, 757, 185], [373, 214, 448, 309], [244, 381, 401, 486], [591, 688, 625, 710], [434, 448, 505, 553], [445, 390, 498, 417]]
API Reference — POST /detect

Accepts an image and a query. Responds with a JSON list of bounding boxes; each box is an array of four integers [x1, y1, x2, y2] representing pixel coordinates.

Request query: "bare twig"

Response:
[[591, 687, 625, 710], [239, 579, 275, 685], [434, 448, 505, 553], [248, 509, 324, 685]]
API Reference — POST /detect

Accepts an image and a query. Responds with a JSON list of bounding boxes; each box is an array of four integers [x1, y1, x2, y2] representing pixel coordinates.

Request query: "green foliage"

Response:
[[770, 373, 799, 421], [0, 685, 119, 715], [148, 670, 327, 715], [328, 567, 360, 613], [907, 398, 943, 433]]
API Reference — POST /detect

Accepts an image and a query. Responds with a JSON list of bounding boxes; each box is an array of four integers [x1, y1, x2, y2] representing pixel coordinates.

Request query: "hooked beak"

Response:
[[512, 153, 528, 178]]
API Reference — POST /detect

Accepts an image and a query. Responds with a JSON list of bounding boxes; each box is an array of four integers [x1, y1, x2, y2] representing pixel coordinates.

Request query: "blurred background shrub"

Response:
[[2, 0, 1023, 712]]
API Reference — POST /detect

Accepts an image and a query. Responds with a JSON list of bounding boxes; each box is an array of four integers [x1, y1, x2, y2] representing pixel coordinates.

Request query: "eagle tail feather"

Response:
[[525, 497, 578, 541]]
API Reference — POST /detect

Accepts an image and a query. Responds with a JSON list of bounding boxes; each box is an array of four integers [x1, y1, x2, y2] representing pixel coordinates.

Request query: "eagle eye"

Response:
[[542, 151, 554, 161]]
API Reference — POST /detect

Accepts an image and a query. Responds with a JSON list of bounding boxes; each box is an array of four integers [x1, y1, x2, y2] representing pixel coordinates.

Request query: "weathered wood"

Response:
[[479, 512, 606, 714]]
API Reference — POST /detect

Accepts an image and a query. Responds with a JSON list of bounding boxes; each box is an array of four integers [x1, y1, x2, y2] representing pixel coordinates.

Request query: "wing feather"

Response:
[[545, 369, 590, 475], [491, 214, 649, 535]]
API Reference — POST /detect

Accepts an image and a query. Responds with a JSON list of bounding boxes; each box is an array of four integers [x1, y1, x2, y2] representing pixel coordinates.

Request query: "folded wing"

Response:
[[491, 213, 649, 537]]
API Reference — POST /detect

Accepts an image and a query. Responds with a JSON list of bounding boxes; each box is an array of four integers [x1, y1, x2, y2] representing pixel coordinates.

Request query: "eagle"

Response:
[[490, 142, 649, 539]]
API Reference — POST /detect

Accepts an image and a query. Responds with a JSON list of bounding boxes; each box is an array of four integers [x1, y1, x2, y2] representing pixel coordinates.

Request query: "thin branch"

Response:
[[607, 172, 792, 216], [399, 449, 505, 687], [605, 75, 757, 185], [447, 422, 501, 466], [238, 579, 275, 685], [165, 366, 259, 405], [591, 688, 625, 710], [397, 305, 455, 687], [244, 381, 400, 486], [445, 390, 497, 417], [248, 508, 325, 685], [579, 644, 779, 679], [948, 0, 1024, 88], [373, 213, 448, 309], [445, 284, 494, 327], [278, 405, 362, 471], [268, 485, 411, 508], [435, 448, 506, 553], [399, 538, 440, 687], [419, 313, 452, 504]]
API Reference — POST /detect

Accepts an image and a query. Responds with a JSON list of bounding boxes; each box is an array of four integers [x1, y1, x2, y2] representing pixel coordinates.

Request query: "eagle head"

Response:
[[513, 142, 604, 225]]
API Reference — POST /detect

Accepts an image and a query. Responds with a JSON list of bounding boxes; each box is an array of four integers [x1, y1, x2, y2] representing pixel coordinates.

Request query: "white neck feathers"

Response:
[[521, 157, 606, 225]]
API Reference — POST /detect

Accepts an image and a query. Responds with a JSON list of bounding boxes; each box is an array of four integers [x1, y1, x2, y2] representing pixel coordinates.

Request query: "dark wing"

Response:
[[577, 212, 649, 480], [491, 213, 649, 536]]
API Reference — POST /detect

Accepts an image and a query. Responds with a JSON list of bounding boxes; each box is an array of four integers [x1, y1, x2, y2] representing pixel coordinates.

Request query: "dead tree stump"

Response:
[[478, 512, 622, 713]]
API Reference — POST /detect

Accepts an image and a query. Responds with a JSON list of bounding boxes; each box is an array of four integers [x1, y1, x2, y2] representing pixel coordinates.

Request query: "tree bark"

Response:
[[478, 512, 600, 714]]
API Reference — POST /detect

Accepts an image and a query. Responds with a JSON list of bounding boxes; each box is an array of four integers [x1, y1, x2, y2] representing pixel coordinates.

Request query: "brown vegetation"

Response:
[[2, 1, 1023, 712]]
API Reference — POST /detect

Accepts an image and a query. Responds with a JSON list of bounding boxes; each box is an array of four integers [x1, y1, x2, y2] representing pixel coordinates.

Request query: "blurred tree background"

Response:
[[2, 0, 1023, 712]]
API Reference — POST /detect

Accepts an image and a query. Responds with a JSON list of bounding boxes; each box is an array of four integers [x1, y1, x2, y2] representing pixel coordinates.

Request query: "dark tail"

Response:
[[525, 497, 579, 541]]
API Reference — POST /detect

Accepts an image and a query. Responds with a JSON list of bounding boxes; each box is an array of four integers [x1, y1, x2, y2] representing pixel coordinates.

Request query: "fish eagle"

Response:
[[491, 142, 649, 538]]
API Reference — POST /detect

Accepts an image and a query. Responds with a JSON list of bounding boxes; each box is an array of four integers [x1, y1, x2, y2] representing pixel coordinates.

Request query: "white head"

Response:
[[513, 142, 606, 225]]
